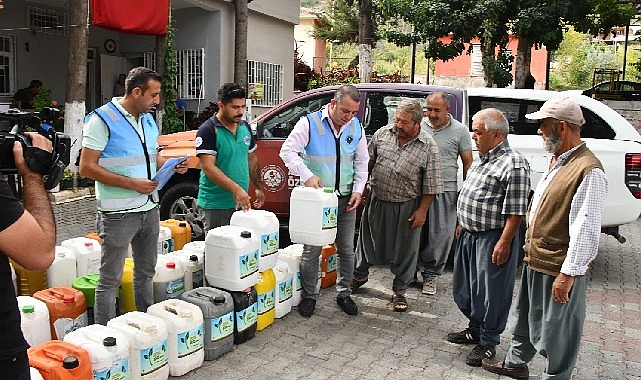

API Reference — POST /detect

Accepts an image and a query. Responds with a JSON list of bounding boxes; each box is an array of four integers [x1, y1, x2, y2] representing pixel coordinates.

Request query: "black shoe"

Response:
[[350, 277, 368, 293], [447, 328, 480, 344], [336, 296, 358, 315], [482, 358, 529, 379], [298, 298, 316, 317], [466, 344, 496, 367]]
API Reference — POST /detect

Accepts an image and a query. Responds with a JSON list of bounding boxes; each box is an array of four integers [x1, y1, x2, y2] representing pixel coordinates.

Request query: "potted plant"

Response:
[[77, 175, 94, 188], [60, 169, 74, 190]]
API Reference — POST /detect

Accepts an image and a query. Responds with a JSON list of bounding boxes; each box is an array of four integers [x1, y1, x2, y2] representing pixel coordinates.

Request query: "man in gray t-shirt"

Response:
[[417, 92, 473, 295]]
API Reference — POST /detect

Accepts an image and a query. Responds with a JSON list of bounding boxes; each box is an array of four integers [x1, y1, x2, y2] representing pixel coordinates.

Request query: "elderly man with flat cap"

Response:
[[482, 97, 608, 380]]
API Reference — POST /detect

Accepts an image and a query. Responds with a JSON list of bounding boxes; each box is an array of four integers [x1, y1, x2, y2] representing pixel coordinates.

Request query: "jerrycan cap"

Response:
[[179, 222, 187, 227], [189, 255, 198, 261], [84, 241, 93, 247], [166, 262, 176, 269], [62, 356, 79, 369], [103, 337, 116, 347], [240, 231, 251, 238], [213, 296, 226, 304], [323, 187, 333, 193], [63, 295, 75, 303], [22, 305, 35, 313]]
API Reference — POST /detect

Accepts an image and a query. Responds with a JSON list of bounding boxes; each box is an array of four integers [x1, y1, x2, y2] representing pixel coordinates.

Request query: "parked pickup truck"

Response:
[[157, 84, 641, 243]]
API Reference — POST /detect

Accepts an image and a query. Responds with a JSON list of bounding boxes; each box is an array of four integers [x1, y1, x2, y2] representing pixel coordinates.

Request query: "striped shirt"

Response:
[[457, 140, 531, 232], [369, 125, 443, 202], [528, 143, 608, 276]]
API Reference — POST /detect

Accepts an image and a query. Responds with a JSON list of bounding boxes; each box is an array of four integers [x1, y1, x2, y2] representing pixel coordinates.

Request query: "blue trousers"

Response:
[[453, 228, 520, 347]]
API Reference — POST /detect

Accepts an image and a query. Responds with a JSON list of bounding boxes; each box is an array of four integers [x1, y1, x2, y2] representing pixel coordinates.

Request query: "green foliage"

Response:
[[549, 28, 618, 90], [162, 18, 182, 135], [314, 0, 361, 44], [482, 50, 514, 88], [33, 87, 53, 111], [325, 40, 432, 78]]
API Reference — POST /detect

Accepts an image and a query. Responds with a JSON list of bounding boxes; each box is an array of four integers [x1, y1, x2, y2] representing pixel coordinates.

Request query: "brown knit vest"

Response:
[[523, 145, 603, 276]]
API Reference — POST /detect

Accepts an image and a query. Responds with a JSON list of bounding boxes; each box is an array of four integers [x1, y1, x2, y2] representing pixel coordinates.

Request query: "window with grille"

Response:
[[144, 49, 204, 100], [470, 43, 483, 77], [247, 60, 282, 107], [0, 34, 15, 95], [27, 6, 68, 36]]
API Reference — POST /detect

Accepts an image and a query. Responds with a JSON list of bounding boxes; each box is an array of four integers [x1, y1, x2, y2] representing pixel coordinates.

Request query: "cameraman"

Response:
[[0, 134, 56, 378]]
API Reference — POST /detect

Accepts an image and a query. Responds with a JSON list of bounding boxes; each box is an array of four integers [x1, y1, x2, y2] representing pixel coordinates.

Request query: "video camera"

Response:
[[0, 108, 71, 190]]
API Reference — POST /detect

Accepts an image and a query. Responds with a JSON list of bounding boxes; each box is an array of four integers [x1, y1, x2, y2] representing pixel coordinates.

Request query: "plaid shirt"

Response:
[[369, 125, 443, 202], [457, 140, 531, 232]]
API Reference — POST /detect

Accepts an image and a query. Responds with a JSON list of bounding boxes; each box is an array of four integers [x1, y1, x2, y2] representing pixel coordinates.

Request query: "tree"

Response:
[[234, 0, 249, 89], [512, 0, 636, 88], [549, 26, 641, 90], [380, 0, 636, 88], [65, 0, 89, 175], [380, 0, 515, 87], [314, 0, 380, 82]]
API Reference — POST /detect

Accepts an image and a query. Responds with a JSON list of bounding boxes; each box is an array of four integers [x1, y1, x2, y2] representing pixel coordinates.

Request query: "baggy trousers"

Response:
[[453, 228, 520, 347], [505, 266, 588, 380]]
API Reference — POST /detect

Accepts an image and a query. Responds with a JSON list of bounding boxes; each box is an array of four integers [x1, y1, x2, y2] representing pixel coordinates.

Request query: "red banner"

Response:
[[91, 0, 169, 36]]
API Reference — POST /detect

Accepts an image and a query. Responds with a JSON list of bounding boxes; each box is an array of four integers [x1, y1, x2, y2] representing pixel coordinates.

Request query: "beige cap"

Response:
[[525, 97, 585, 126]]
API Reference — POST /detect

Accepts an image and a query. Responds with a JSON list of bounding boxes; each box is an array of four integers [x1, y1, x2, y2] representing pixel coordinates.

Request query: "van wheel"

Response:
[[159, 182, 205, 241]]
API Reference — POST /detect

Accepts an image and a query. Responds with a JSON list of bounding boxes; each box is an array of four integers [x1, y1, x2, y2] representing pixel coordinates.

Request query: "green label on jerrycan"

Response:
[[278, 279, 293, 302], [140, 339, 168, 376], [239, 249, 259, 279], [321, 206, 338, 229], [210, 311, 234, 342], [257, 289, 275, 314], [235, 302, 257, 332], [260, 232, 279, 257], [177, 324, 204, 358]]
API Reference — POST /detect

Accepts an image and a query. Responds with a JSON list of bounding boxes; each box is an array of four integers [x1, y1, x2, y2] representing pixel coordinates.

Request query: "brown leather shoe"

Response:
[[482, 358, 529, 379]]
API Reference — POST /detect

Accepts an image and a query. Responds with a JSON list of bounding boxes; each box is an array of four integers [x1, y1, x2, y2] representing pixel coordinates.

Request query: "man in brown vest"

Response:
[[482, 97, 608, 379]]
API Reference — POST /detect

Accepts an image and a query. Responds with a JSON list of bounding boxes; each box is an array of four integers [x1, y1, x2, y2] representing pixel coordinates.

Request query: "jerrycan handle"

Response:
[[127, 320, 156, 333], [43, 348, 65, 361], [165, 304, 192, 317], [193, 291, 215, 303]]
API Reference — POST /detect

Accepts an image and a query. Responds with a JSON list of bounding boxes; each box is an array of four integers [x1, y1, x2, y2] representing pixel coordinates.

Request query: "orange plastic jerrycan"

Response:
[[320, 244, 337, 288], [33, 286, 88, 340], [161, 219, 192, 250], [84, 232, 102, 245], [28, 340, 92, 380]]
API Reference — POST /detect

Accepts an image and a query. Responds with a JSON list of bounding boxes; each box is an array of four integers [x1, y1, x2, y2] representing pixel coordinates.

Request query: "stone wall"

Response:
[[603, 100, 641, 134]]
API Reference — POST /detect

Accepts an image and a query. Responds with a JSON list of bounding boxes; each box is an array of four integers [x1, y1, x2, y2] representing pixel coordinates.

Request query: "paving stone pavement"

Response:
[[52, 196, 641, 379]]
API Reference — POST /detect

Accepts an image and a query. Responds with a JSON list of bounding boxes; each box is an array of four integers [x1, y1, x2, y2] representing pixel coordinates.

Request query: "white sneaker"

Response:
[[422, 276, 437, 295]]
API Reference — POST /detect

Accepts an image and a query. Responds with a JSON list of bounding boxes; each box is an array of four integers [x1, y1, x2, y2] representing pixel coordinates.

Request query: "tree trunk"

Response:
[[480, 36, 494, 88], [514, 37, 532, 89], [234, 0, 249, 89], [155, 34, 167, 130], [65, 0, 88, 175], [156, 35, 167, 110], [358, 0, 373, 83]]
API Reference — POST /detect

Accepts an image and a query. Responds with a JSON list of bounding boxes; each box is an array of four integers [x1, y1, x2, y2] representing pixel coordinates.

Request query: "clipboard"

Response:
[[153, 154, 189, 190]]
